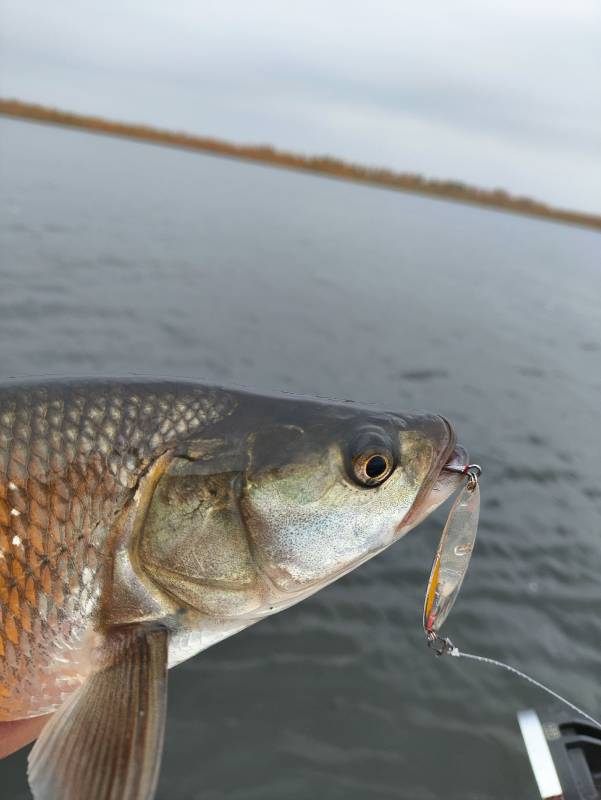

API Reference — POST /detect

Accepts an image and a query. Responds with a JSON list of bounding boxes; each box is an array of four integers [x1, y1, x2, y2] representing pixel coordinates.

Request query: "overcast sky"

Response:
[[1, 1, 600, 213]]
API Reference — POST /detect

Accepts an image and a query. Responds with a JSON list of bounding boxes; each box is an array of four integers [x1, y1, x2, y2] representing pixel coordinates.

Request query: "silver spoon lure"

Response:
[[423, 461, 601, 729], [423, 463, 481, 656]]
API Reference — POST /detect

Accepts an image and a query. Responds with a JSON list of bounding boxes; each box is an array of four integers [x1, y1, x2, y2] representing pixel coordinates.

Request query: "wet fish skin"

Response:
[[0, 378, 235, 720], [0, 377, 464, 800]]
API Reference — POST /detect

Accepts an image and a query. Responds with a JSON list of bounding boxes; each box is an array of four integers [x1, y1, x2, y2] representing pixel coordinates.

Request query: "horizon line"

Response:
[[1, 98, 599, 232]]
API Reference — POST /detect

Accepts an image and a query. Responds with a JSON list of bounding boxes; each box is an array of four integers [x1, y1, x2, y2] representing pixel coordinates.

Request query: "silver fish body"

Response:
[[0, 378, 235, 720], [0, 377, 465, 799]]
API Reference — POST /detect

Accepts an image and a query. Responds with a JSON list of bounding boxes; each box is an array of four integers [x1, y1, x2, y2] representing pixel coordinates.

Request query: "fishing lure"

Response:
[[424, 463, 601, 729], [423, 463, 481, 653]]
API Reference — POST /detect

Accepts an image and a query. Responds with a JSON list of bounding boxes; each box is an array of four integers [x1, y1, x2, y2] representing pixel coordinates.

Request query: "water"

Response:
[[0, 116, 600, 799]]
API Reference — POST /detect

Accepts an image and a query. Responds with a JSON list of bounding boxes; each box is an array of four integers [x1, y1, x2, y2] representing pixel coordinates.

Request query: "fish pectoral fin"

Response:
[[28, 625, 169, 800]]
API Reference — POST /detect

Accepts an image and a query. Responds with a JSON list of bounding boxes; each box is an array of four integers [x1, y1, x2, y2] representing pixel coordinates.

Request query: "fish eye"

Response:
[[352, 448, 394, 487], [365, 454, 388, 478]]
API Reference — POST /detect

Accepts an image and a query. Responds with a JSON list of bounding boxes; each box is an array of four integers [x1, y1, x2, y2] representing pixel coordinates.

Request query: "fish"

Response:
[[0, 377, 467, 799]]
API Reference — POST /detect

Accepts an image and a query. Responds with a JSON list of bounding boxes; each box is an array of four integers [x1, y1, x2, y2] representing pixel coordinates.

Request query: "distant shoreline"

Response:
[[1, 98, 599, 232]]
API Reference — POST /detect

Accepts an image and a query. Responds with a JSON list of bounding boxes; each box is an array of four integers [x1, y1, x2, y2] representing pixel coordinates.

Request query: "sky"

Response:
[[1, 1, 600, 213]]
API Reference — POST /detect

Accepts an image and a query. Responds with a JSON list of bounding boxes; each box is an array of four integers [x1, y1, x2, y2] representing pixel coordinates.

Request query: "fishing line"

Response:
[[450, 647, 601, 729]]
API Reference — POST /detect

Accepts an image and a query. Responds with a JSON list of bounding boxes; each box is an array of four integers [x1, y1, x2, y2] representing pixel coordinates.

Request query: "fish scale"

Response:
[[0, 379, 235, 720]]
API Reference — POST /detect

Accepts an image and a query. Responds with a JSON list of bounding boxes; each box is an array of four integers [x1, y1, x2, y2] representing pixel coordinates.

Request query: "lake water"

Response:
[[1, 116, 600, 800]]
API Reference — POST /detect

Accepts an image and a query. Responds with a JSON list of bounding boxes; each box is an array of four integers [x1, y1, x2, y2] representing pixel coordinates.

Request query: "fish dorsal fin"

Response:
[[28, 625, 168, 800]]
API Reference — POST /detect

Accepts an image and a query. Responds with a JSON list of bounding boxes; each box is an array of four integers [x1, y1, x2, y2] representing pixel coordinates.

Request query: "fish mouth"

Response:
[[401, 417, 468, 531], [445, 443, 469, 472]]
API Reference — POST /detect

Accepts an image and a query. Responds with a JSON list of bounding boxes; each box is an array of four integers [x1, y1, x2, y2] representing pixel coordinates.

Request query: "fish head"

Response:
[[135, 394, 468, 636], [240, 405, 467, 597]]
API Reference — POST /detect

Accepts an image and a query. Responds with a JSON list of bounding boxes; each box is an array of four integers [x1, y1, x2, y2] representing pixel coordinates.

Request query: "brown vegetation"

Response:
[[1, 98, 599, 231]]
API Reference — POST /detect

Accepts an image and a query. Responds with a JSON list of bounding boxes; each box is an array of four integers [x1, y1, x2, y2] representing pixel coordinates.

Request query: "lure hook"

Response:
[[445, 462, 482, 491]]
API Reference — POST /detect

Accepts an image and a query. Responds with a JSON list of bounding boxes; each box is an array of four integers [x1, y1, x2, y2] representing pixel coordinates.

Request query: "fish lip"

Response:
[[400, 415, 460, 529], [445, 443, 469, 471], [429, 414, 460, 487]]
